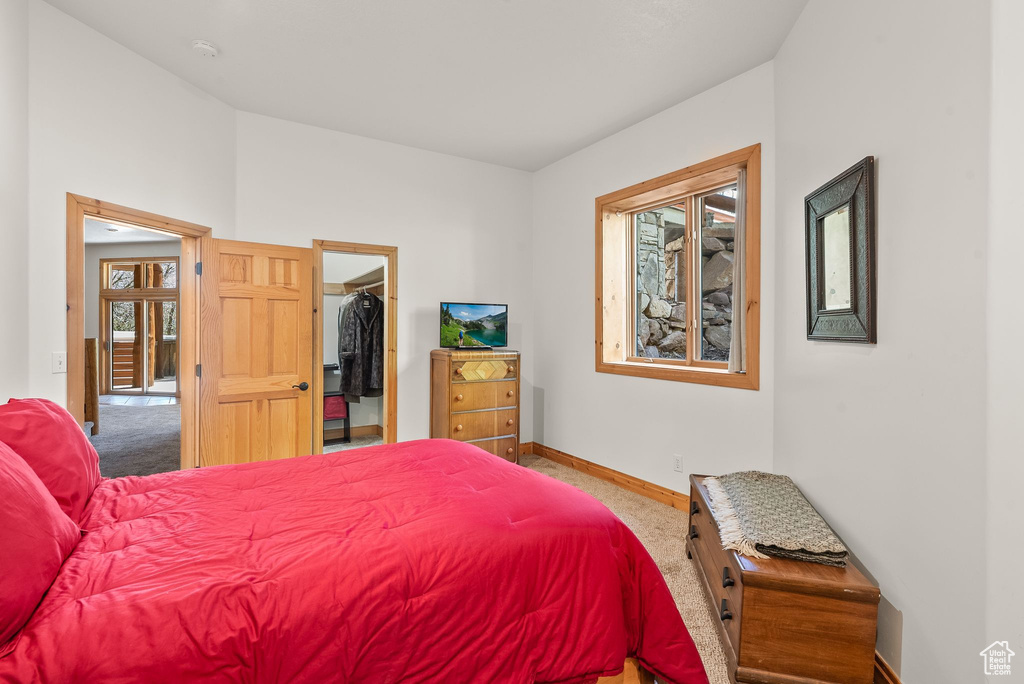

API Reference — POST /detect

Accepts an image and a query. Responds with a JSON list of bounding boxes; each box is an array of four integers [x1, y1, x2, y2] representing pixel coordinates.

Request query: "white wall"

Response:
[[233, 112, 534, 443], [987, 0, 1024, 658], [82, 241, 182, 339], [0, 0, 29, 402], [27, 0, 236, 402], [322, 251, 386, 428], [530, 63, 776, 490], [773, 2, 990, 681]]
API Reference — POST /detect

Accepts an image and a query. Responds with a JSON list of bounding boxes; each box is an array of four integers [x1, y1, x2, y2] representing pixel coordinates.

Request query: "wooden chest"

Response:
[[687, 475, 879, 684], [429, 349, 520, 462]]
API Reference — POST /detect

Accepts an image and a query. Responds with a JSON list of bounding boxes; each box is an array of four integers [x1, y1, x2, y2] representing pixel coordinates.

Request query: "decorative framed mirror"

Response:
[[805, 156, 876, 343]]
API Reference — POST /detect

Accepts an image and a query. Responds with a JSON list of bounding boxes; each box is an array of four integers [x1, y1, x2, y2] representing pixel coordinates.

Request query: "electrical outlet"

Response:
[[673, 454, 684, 473], [52, 352, 67, 374]]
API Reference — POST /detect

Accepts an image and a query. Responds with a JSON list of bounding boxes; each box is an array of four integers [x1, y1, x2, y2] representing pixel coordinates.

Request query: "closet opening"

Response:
[[313, 241, 398, 453]]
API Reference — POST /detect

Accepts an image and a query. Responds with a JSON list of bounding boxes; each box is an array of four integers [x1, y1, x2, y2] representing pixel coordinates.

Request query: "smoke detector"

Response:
[[192, 40, 219, 58]]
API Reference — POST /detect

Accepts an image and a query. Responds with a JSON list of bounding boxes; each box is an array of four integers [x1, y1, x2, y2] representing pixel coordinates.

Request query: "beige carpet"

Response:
[[521, 454, 729, 684]]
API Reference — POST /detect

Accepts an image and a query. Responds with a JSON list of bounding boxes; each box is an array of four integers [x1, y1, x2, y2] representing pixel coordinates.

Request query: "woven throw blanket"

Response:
[[704, 471, 848, 567]]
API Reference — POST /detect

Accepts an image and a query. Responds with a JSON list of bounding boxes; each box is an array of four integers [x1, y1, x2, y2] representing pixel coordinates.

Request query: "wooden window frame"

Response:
[[595, 144, 761, 390], [98, 256, 181, 396]]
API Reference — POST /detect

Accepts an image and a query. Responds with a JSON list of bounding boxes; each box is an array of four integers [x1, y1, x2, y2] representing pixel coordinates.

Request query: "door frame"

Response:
[[312, 240, 398, 452], [66, 193, 210, 470]]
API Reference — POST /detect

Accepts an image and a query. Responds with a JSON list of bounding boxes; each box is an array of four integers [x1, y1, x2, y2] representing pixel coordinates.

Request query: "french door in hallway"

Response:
[[100, 258, 180, 397]]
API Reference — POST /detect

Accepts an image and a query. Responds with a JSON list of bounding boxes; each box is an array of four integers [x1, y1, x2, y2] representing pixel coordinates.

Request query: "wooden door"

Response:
[[199, 238, 314, 466]]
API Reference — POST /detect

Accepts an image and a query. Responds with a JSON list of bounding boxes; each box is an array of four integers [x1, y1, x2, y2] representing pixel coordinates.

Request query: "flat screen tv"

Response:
[[440, 302, 508, 348]]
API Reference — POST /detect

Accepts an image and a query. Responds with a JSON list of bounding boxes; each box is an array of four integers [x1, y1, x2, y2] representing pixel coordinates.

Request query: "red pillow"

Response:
[[0, 399, 101, 522], [0, 441, 80, 646]]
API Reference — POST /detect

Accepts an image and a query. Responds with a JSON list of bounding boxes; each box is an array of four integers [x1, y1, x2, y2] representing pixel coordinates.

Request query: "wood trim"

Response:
[[527, 442, 689, 512], [874, 653, 901, 684], [595, 145, 760, 391], [313, 240, 398, 454], [69, 194, 211, 238], [66, 193, 209, 471], [595, 658, 656, 684], [324, 424, 384, 441], [597, 146, 757, 209]]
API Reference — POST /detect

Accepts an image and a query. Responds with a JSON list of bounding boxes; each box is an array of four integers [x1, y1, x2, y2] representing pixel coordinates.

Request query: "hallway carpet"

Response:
[[520, 453, 730, 684], [88, 403, 181, 478]]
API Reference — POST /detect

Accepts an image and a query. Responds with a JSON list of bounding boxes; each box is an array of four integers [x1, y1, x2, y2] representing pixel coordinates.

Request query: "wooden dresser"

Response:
[[687, 475, 879, 684], [429, 349, 520, 463]]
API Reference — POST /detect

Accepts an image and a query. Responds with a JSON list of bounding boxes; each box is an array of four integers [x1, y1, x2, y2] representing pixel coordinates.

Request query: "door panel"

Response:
[[200, 238, 314, 466]]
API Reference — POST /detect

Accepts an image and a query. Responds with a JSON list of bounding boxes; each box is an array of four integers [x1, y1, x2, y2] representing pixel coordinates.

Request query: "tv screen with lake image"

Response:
[[440, 303, 508, 348]]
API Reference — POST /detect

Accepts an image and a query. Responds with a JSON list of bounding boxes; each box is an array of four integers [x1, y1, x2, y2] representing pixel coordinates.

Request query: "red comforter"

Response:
[[0, 439, 707, 683]]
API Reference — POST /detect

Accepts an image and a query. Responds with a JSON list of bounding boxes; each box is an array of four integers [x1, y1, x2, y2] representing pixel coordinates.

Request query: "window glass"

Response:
[[635, 202, 686, 360], [108, 265, 139, 289], [110, 300, 139, 390], [147, 300, 178, 393], [698, 184, 738, 361], [150, 261, 177, 289]]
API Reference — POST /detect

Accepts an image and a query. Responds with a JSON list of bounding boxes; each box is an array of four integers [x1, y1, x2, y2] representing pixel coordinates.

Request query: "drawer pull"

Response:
[[506, 419, 514, 427], [455, 424, 463, 432], [506, 447, 514, 455], [507, 390, 514, 397], [506, 366, 514, 373], [688, 525, 699, 540], [690, 501, 700, 515], [455, 368, 463, 375], [720, 599, 733, 621], [722, 567, 735, 588], [455, 394, 464, 401]]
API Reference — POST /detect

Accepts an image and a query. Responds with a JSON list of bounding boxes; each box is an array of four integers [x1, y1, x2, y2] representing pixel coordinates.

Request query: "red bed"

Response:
[[0, 438, 707, 683]]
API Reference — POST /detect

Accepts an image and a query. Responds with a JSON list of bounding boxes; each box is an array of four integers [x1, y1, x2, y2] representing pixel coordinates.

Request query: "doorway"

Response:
[[66, 194, 208, 473], [313, 240, 398, 453]]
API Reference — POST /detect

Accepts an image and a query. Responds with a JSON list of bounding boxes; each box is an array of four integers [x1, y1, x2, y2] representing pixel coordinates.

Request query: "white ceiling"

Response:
[[43, 0, 807, 171], [83, 218, 182, 244]]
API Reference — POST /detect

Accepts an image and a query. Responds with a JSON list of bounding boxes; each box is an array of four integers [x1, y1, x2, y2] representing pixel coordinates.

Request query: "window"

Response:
[[595, 145, 760, 389], [103, 259, 177, 290], [99, 257, 180, 395]]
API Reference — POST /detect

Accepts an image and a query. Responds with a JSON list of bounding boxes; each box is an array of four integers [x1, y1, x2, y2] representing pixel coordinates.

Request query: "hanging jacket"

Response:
[[339, 293, 384, 398]]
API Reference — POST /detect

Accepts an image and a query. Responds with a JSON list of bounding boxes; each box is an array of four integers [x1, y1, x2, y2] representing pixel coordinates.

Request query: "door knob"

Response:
[[292, 382, 309, 391]]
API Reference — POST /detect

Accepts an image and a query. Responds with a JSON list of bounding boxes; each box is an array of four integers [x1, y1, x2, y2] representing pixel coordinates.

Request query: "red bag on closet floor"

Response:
[[0, 439, 708, 684]]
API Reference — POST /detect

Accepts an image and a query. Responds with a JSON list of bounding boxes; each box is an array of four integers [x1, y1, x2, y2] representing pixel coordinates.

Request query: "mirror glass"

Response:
[[822, 204, 852, 310]]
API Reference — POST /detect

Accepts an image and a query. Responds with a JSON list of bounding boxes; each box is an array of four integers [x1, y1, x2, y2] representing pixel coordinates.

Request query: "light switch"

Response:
[[52, 352, 67, 374]]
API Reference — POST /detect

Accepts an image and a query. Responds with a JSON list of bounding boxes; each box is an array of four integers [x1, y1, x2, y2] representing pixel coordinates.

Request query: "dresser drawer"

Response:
[[452, 380, 517, 411], [453, 358, 517, 382], [451, 408, 517, 441], [469, 437, 518, 462]]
